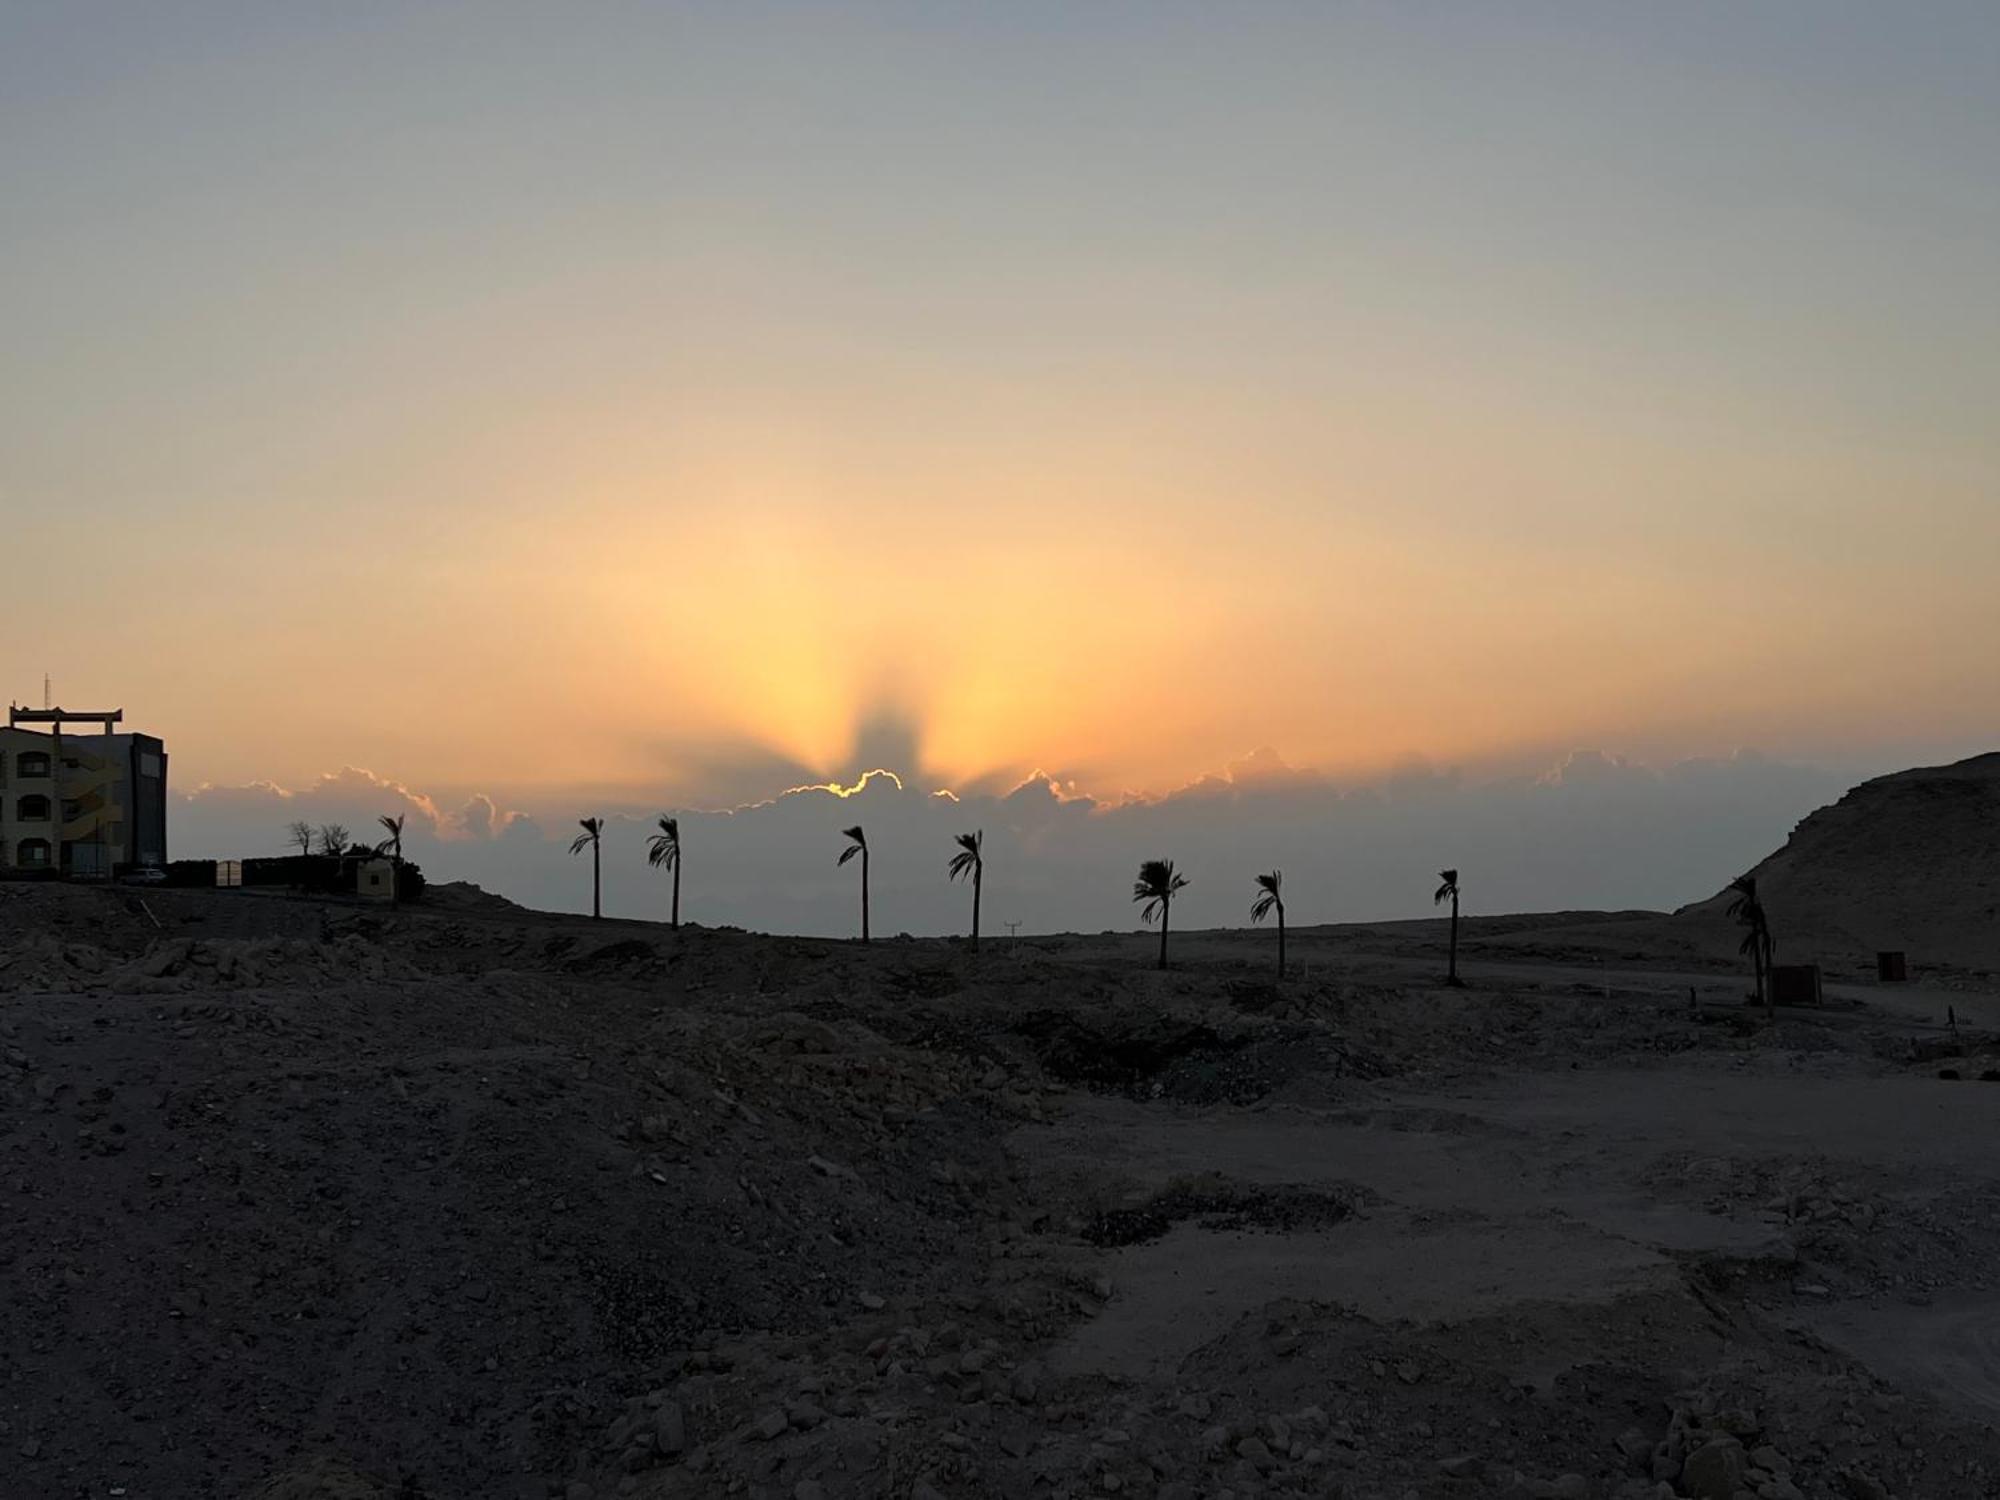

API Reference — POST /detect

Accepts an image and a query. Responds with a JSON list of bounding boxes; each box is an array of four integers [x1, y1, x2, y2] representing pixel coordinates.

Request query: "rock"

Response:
[[795, 1483, 826, 1500], [654, 1402, 687, 1455], [1838, 1472, 1890, 1500], [1616, 1427, 1652, 1470], [1234, 1436, 1275, 1471], [1438, 1454, 1480, 1478], [1549, 1476, 1590, 1500], [752, 1409, 788, 1442], [1681, 1436, 1748, 1500], [857, 1291, 885, 1310]]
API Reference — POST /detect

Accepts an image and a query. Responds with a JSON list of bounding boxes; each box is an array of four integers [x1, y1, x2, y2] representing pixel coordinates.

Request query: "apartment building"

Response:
[[0, 706, 168, 877]]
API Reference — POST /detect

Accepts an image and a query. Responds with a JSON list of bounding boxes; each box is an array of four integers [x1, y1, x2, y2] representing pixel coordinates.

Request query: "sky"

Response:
[[4, 5, 1996, 930]]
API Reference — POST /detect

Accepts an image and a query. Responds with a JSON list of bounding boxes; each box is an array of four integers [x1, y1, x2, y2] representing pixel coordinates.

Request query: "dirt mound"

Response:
[[1674, 751, 2000, 972]]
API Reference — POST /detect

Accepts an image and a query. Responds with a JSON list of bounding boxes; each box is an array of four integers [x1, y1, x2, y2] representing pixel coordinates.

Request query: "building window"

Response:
[[17, 794, 51, 822], [16, 752, 51, 779], [17, 838, 51, 867]]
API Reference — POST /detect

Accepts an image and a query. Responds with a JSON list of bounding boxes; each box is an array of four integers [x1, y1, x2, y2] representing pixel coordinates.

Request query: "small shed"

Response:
[[1770, 964, 1823, 1008], [357, 857, 397, 903]]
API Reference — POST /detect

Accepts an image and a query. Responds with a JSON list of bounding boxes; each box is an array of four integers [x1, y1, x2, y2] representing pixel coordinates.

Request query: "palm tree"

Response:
[[838, 825, 870, 942], [1434, 868, 1462, 985], [1251, 870, 1286, 977], [948, 830, 984, 951], [377, 813, 406, 907], [1133, 858, 1190, 970], [646, 815, 682, 929], [1726, 874, 1774, 1013], [571, 817, 604, 920]]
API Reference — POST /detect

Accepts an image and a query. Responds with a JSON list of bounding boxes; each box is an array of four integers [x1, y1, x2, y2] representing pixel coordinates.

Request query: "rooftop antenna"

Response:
[[43, 672, 51, 709]]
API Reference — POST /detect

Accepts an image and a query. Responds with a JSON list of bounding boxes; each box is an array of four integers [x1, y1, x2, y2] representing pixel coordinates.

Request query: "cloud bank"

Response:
[[171, 749, 1851, 937]]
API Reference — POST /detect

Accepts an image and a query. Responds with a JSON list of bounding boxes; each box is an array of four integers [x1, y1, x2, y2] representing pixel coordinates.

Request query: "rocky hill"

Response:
[[1675, 751, 2000, 973]]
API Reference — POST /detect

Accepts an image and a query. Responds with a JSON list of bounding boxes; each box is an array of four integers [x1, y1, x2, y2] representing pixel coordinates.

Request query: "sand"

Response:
[[3, 872, 1999, 1499]]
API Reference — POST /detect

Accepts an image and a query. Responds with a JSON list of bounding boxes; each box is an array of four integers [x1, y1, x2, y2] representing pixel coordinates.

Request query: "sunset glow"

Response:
[[4, 4, 1995, 841]]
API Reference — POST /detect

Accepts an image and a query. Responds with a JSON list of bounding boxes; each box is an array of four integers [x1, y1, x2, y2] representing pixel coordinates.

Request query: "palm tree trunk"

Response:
[[671, 862, 680, 929], [861, 850, 870, 943], [971, 865, 981, 952], [1277, 905, 1286, 978], [592, 841, 601, 920], [1158, 899, 1170, 970], [1448, 893, 1459, 983]]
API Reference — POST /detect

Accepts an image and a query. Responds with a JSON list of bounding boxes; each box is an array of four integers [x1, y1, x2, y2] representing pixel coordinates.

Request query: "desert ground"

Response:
[[5, 873, 2000, 1500]]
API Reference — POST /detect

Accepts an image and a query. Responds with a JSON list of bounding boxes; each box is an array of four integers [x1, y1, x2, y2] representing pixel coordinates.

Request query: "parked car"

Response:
[[122, 865, 167, 886]]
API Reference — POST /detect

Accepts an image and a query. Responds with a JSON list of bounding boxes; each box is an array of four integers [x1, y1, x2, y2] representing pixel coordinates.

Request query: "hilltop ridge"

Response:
[[1674, 751, 2000, 971]]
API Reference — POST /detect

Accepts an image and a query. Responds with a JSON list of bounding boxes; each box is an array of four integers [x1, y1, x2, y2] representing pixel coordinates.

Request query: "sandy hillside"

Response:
[[1669, 752, 2000, 974], [5, 878, 2000, 1500]]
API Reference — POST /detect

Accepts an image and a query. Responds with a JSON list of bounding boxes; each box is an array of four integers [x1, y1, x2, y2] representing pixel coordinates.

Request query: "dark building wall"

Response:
[[129, 734, 168, 866]]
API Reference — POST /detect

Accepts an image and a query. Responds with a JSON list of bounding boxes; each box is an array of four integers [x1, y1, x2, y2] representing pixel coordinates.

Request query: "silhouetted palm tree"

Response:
[[1726, 874, 1773, 1013], [838, 825, 870, 942], [571, 817, 604, 920], [1434, 868, 1462, 985], [646, 815, 682, 929], [948, 830, 984, 951], [1133, 858, 1190, 970], [377, 813, 405, 907], [1251, 870, 1286, 977]]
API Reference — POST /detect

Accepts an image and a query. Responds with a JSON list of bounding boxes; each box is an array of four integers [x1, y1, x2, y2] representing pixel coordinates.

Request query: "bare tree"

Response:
[[318, 823, 351, 858], [287, 820, 314, 856]]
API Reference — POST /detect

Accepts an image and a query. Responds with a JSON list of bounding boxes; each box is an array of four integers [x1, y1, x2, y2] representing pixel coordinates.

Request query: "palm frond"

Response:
[[1725, 873, 1758, 923], [1250, 869, 1283, 924], [1133, 858, 1187, 909], [647, 815, 681, 869], [1433, 867, 1459, 904], [378, 814, 403, 836], [948, 829, 983, 882], [570, 817, 602, 856]]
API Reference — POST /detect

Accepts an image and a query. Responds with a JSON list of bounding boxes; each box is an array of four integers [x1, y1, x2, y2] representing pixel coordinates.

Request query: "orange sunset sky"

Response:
[[5, 4, 1997, 827]]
